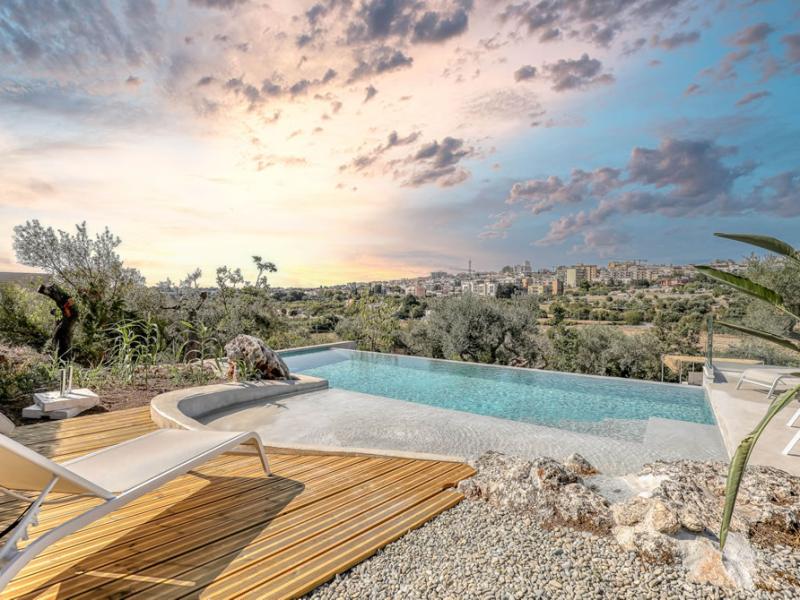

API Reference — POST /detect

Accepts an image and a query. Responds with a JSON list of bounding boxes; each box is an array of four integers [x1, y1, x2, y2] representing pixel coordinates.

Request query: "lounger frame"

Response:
[[0, 431, 269, 591], [736, 371, 800, 399]]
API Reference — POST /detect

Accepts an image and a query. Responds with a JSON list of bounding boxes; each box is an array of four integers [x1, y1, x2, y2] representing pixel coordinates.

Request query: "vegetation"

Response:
[[1, 220, 795, 430], [696, 233, 800, 550]]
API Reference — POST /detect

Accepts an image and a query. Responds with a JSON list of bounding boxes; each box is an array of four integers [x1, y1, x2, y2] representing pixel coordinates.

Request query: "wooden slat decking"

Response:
[[1, 407, 474, 599]]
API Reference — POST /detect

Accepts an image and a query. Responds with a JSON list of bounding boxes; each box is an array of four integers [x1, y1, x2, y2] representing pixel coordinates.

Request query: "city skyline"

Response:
[[1, 1, 799, 287]]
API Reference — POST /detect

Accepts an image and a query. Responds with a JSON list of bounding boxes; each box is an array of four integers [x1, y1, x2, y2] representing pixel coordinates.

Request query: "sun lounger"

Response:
[[0, 428, 269, 591], [736, 367, 800, 399]]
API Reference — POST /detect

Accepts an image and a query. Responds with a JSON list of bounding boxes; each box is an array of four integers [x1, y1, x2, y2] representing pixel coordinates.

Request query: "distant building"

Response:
[[528, 278, 563, 297]]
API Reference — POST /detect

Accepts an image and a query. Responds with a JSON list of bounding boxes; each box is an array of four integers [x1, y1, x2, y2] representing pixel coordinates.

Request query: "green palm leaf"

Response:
[[715, 320, 800, 354], [720, 383, 800, 548], [715, 233, 800, 264], [694, 266, 793, 318]]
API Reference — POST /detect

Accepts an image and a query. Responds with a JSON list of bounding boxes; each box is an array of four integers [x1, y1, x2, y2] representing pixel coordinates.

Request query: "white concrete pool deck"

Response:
[[200, 387, 726, 475], [705, 369, 800, 476]]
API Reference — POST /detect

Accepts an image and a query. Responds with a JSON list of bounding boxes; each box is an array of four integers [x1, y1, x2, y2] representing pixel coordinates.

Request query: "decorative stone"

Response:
[[564, 453, 599, 476], [458, 452, 611, 534], [224, 334, 291, 380], [644, 499, 680, 535], [610, 496, 649, 527]]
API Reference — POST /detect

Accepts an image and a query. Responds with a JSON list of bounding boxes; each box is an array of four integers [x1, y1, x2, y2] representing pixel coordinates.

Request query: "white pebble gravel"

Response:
[[305, 500, 800, 599]]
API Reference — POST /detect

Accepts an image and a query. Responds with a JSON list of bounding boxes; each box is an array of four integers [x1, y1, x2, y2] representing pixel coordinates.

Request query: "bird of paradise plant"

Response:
[[695, 233, 800, 549]]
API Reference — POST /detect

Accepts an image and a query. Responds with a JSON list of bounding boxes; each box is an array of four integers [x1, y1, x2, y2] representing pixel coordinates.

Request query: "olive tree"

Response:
[[12, 220, 143, 360]]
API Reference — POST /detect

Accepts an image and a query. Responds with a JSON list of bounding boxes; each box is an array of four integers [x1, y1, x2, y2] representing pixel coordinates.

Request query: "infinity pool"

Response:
[[282, 348, 714, 442]]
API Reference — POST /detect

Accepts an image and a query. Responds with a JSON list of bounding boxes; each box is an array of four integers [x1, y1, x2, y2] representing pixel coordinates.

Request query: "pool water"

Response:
[[282, 348, 714, 442]]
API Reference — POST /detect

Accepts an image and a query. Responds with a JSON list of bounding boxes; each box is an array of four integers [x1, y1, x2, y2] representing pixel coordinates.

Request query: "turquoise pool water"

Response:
[[282, 348, 714, 441]]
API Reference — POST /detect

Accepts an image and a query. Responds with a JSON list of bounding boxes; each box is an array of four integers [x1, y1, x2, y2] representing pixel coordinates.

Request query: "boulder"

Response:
[[564, 453, 599, 476], [458, 452, 611, 533], [224, 335, 291, 380]]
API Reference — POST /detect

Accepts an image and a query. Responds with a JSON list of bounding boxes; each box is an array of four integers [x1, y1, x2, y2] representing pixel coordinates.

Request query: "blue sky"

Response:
[[0, 0, 798, 285]]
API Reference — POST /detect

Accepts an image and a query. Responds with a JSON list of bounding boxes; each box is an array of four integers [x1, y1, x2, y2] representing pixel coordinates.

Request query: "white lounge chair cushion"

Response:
[[63, 429, 248, 494], [741, 368, 800, 385]]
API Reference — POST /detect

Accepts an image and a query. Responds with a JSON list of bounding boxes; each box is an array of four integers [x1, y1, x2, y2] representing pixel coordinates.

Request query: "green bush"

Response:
[[0, 283, 53, 350]]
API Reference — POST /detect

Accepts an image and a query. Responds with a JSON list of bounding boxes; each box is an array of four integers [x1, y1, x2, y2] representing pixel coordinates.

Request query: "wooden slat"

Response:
[[1, 403, 475, 600]]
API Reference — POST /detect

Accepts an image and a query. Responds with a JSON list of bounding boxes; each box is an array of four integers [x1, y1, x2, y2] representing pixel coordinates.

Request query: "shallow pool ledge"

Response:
[[150, 374, 329, 431], [149, 374, 466, 464]]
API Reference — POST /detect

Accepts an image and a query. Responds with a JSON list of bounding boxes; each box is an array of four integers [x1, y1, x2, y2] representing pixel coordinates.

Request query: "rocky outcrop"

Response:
[[636, 460, 800, 547], [458, 451, 612, 533], [224, 335, 291, 380]]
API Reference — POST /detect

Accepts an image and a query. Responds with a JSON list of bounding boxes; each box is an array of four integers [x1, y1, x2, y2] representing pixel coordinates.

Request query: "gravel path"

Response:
[[306, 500, 800, 600]]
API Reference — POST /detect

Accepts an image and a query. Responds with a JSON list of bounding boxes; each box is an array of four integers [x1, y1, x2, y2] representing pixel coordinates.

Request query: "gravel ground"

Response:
[[306, 500, 800, 600]]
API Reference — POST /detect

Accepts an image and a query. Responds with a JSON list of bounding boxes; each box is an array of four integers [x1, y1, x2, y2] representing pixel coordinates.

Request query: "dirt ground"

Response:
[[7, 374, 226, 427]]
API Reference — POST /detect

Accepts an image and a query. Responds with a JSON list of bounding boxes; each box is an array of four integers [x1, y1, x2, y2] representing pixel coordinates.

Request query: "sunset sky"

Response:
[[1, 0, 799, 287]]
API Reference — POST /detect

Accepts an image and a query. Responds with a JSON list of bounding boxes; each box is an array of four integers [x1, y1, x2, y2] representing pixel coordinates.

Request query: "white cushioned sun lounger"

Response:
[[736, 367, 800, 399], [0, 428, 269, 592]]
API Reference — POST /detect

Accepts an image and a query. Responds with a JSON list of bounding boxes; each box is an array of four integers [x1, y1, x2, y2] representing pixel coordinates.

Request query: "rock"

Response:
[[224, 334, 291, 380], [682, 537, 737, 589], [564, 453, 599, 476], [611, 497, 649, 527], [639, 460, 800, 547], [459, 452, 612, 533], [645, 499, 680, 535]]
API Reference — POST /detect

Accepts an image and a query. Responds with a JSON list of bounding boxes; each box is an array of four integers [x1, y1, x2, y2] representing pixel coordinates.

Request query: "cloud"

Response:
[[730, 22, 774, 47], [506, 168, 622, 215], [513, 65, 537, 81], [412, 5, 470, 43], [364, 84, 378, 102], [703, 22, 776, 81], [499, 0, 691, 48], [339, 130, 421, 173], [479, 211, 516, 239], [188, 0, 248, 9], [402, 136, 474, 187], [783, 33, 800, 64], [570, 228, 631, 257], [348, 46, 413, 82], [462, 88, 544, 123], [748, 169, 800, 217], [735, 90, 770, 106], [531, 137, 760, 245], [345, 0, 473, 46], [651, 30, 700, 50], [542, 54, 614, 92], [254, 155, 308, 171], [684, 83, 701, 96], [0, 0, 160, 73], [0, 79, 146, 125], [491, 137, 786, 247]]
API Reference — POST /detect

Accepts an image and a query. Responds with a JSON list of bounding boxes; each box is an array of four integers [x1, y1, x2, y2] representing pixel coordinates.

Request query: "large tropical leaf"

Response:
[[720, 383, 800, 548], [715, 233, 800, 265], [715, 320, 800, 354], [694, 266, 796, 319]]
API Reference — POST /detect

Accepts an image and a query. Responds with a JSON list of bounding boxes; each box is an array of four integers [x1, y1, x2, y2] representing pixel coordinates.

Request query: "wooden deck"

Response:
[[1, 407, 474, 599]]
